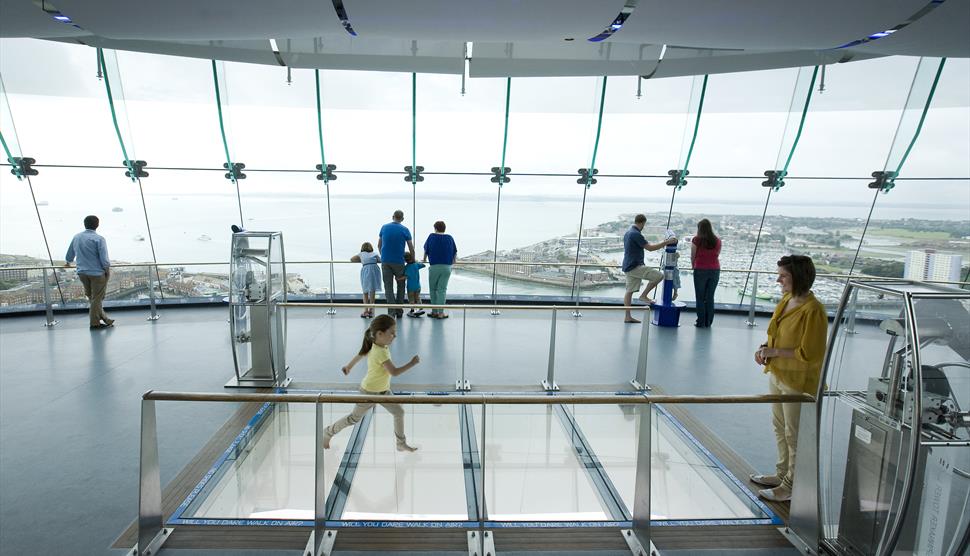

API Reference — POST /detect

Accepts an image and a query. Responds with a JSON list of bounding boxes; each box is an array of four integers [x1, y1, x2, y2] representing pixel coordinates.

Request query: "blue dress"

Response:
[[359, 252, 382, 293]]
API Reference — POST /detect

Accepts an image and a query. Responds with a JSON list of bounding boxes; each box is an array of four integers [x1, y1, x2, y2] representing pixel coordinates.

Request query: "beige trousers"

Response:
[[769, 373, 802, 490], [325, 388, 406, 443], [79, 273, 110, 327]]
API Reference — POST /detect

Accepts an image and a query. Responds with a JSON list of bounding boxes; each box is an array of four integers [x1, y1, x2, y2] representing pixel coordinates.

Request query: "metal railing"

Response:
[[283, 301, 656, 392], [132, 389, 815, 556], [6, 259, 968, 329]]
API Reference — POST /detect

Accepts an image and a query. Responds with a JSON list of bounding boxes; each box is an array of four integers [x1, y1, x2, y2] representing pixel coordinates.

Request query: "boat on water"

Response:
[[198, 234, 212, 241], [737, 287, 772, 301], [133, 234, 145, 242]]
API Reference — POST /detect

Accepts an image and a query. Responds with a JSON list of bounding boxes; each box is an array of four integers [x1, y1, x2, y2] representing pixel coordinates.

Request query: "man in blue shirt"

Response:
[[378, 210, 415, 318], [65, 215, 114, 329], [622, 214, 675, 323]]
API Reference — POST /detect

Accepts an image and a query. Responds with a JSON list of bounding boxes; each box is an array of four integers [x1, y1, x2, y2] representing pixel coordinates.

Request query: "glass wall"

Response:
[[1, 37, 968, 313]]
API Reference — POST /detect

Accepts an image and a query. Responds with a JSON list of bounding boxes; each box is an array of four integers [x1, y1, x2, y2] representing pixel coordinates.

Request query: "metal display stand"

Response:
[[651, 242, 686, 327], [789, 279, 970, 555], [226, 231, 289, 388]]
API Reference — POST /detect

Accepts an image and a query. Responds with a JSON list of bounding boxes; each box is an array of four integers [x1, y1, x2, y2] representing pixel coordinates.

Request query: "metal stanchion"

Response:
[[745, 272, 759, 327], [456, 307, 470, 391], [542, 308, 560, 391], [631, 307, 651, 391], [845, 288, 859, 334], [622, 401, 656, 556], [42, 268, 58, 328], [146, 266, 160, 321], [306, 401, 336, 556], [127, 400, 171, 556], [467, 399, 494, 556]]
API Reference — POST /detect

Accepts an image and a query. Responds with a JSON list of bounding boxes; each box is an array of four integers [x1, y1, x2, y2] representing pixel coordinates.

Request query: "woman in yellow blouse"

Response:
[[750, 255, 827, 502]]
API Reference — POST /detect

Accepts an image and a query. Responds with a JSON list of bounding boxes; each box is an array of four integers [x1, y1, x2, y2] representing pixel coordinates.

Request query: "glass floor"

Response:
[[170, 395, 779, 527]]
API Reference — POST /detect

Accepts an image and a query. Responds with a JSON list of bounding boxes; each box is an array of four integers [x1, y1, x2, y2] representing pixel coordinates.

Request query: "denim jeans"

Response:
[[428, 264, 452, 315], [692, 268, 720, 327]]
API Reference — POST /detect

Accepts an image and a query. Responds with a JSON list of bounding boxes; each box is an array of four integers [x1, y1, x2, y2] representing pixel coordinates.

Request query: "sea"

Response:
[[2, 186, 967, 303]]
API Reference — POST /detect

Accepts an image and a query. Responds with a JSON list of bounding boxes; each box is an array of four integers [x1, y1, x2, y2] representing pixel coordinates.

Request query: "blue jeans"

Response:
[[693, 269, 720, 327]]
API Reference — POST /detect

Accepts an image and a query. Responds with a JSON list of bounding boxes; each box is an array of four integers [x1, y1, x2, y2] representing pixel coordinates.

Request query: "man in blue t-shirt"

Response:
[[378, 210, 415, 318], [622, 214, 676, 323]]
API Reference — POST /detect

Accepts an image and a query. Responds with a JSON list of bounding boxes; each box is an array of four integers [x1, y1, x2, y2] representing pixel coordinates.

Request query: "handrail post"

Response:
[[542, 307, 559, 391], [844, 288, 859, 334], [42, 267, 58, 328], [306, 399, 337, 556], [745, 271, 759, 326], [146, 265, 160, 321], [456, 307, 470, 391], [467, 397, 494, 555], [631, 307, 651, 391], [623, 399, 655, 555], [130, 399, 171, 556]]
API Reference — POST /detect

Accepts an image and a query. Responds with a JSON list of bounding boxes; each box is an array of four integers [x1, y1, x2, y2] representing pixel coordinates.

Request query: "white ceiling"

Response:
[[0, 0, 967, 77]]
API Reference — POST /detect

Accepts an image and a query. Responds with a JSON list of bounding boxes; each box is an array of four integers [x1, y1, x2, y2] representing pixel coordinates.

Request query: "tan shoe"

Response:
[[749, 473, 782, 487], [758, 485, 791, 502]]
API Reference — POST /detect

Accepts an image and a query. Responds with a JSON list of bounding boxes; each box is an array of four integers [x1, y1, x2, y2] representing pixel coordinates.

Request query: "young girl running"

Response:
[[323, 315, 420, 451], [351, 242, 381, 318]]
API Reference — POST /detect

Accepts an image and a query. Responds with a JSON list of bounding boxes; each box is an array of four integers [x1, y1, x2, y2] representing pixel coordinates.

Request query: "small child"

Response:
[[323, 315, 420, 452], [667, 248, 682, 301], [402, 252, 426, 317], [351, 242, 381, 318]]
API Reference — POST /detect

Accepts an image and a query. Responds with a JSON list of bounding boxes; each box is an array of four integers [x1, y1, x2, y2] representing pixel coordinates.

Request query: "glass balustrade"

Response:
[[171, 397, 778, 526]]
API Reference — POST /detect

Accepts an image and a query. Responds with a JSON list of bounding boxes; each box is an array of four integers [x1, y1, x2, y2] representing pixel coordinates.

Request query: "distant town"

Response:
[[1, 212, 966, 309], [456, 211, 969, 303]]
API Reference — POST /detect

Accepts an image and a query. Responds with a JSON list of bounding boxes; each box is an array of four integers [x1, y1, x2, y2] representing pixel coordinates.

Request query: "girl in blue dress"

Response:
[[351, 242, 382, 318]]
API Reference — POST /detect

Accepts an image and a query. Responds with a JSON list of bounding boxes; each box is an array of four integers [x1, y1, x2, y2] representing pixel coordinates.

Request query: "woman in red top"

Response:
[[691, 218, 721, 328]]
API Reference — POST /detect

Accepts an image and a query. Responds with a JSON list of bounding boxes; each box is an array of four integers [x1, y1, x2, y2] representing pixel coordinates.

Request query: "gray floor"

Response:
[[0, 302, 885, 554]]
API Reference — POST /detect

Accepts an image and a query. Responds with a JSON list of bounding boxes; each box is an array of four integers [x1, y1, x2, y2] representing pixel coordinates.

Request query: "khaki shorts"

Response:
[[625, 265, 663, 293]]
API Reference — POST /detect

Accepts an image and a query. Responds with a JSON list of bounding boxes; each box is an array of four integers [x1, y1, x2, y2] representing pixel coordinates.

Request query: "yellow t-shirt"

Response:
[[360, 344, 392, 393], [764, 292, 828, 395]]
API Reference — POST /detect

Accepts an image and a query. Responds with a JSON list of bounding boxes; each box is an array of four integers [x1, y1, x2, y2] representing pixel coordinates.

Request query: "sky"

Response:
[[1, 37, 968, 215]]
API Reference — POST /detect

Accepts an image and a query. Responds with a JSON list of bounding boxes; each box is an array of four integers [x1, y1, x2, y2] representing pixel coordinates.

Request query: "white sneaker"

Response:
[[758, 485, 791, 502], [750, 473, 782, 487]]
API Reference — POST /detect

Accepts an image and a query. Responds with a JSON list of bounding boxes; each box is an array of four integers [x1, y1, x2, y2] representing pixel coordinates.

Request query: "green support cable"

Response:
[[570, 76, 609, 304], [411, 73, 417, 185], [490, 78, 512, 303], [211, 60, 244, 226], [97, 48, 164, 298], [315, 69, 336, 305], [891, 58, 946, 179], [410, 72, 417, 228], [780, 66, 819, 175], [584, 76, 609, 188], [315, 71, 329, 183], [97, 49, 136, 181], [211, 60, 236, 184], [679, 74, 708, 180], [0, 130, 20, 177], [498, 78, 511, 184], [740, 67, 817, 303]]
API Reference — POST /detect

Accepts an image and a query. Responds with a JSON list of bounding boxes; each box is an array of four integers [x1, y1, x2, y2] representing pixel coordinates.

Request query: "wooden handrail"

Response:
[[143, 390, 815, 405]]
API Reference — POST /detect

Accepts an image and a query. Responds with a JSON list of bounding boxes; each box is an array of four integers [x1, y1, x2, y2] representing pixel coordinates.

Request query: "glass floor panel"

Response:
[[172, 396, 777, 526], [178, 402, 347, 522], [479, 404, 612, 522], [568, 404, 773, 522], [340, 404, 468, 521]]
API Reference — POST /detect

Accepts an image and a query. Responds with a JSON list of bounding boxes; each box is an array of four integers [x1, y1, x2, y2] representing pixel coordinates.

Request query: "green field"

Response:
[[869, 228, 952, 240]]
